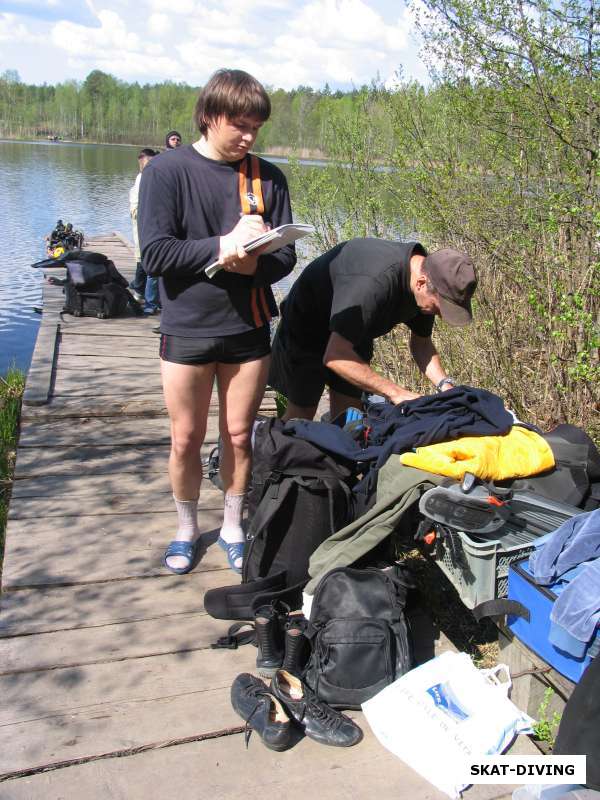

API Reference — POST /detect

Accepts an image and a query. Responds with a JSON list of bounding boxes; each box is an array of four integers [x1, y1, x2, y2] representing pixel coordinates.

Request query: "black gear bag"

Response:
[[304, 565, 414, 709], [62, 254, 141, 319], [204, 418, 358, 620]]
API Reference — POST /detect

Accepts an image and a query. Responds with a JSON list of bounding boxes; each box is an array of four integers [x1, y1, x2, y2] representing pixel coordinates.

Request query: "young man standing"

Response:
[[139, 70, 296, 575]]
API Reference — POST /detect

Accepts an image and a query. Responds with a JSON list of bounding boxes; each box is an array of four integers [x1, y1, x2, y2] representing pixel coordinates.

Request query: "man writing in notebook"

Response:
[[269, 238, 477, 421], [139, 69, 296, 576]]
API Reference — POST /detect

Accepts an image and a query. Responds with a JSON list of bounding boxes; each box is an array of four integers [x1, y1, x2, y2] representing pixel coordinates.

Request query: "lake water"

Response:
[[0, 139, 303, 377]]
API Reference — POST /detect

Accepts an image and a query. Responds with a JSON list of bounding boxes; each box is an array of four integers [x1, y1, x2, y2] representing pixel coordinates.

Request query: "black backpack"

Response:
[[243, 418, 357, 590], [304, 565, 414, 709], [62, 255, 141, 319]]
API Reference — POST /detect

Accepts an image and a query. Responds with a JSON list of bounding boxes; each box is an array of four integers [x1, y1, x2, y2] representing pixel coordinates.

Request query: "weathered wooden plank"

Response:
[[1, 520, 227, 588], [22, 322, 59, 408], [14, 444, 172, 478], [18, 416, 172, 447], [21, 394, 169, 422], [0, 705, 536, 798], [55, 355, 161, 369], [0, 610, 236, 674], [0, 648, 254, 776], [8, 492, 198, 518], [22, 394, 275, 422], [58, 325, 158, 339], [0, 571, 230, 636], [59, 339, 158, 358], [52, 374, 165, 395], [11, 472, 173, 498]]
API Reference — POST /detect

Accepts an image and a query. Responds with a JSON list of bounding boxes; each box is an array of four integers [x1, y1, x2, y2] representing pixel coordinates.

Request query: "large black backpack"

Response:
[[304, 565, 414, 709], [62, 254, 140, 319], [243, 418, 357, 590], [204, 418, 358, 621]]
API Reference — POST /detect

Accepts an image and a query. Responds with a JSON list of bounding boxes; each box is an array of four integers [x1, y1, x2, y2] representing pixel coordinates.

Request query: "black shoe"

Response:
[[281, 616, 308, 676], [255, 601, 288, 678], [271, 670, 363, 748], [230, 673, 291, 751]]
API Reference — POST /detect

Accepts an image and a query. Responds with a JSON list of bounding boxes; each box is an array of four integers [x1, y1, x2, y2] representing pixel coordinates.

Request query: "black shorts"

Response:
[[160, 326, 271, 365], [268, 322, 366, 407]]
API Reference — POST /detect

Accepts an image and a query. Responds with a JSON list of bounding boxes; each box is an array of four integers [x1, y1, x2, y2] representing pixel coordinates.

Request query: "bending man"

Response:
[[269, 238, 477, 421]]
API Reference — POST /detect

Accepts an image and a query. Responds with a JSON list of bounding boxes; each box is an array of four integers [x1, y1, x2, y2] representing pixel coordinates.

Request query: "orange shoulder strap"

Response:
[[238, 155, 265, 215]]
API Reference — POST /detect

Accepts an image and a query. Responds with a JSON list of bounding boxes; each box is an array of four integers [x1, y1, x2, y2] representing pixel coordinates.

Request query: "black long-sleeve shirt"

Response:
[[138, 145, 296, 337]]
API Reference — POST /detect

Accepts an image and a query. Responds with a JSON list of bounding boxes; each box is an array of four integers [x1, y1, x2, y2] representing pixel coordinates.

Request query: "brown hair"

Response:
[[194, 69, 271, 135]]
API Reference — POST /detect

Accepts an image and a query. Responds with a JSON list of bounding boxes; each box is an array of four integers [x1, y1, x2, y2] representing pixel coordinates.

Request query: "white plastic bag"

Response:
[[362, 651, 534, 799]]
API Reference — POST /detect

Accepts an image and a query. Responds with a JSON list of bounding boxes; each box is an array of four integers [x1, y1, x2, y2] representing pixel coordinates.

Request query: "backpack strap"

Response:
[[237, 155, 271, 328], [322, 476, 352, 535], [210, 621, 256, 649], [246, 475, 296, 540]]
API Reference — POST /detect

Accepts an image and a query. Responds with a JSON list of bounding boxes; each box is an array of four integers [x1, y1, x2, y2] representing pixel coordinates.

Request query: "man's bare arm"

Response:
[[409, 333, 453, 390], [323, 332, 420, 404]]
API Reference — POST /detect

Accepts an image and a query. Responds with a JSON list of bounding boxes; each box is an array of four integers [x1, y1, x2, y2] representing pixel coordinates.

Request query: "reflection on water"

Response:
[[0, 139, 144, 375], [0, 140, 305, 377]]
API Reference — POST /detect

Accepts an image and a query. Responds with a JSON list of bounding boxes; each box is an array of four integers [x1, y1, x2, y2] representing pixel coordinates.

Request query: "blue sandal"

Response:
[[164, 539, 198, 574], [217, 538, 245, 575]]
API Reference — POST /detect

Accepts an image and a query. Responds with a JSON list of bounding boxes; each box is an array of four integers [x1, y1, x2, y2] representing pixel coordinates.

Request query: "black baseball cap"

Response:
[[425, 249, 477, 326]]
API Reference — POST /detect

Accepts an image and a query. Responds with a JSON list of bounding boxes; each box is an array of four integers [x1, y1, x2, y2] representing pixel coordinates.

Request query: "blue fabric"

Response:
[[144, 276, 160, 312], [549, 558, 600, 654], [529, 509, 600, 653], [285, 386, 513, 471], [130, 261, 147, 293], [529, 509, 600, 584]]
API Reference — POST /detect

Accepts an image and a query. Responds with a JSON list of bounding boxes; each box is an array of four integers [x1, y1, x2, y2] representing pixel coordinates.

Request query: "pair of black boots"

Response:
[[231, 670, 363, 751], [254, 601, 308, 678]]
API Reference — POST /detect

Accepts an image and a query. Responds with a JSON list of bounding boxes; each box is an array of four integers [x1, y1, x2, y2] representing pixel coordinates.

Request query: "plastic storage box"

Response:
[[430, 492, 579, 609], [507, 557, 599, 683]]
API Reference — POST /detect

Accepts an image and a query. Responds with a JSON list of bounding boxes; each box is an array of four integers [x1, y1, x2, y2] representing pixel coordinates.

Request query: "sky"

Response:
[[0, 0, 429, 90]]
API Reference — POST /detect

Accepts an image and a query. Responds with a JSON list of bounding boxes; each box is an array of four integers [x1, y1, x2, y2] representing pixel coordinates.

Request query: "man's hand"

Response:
[[218, 215, 270, 275], [386, 386, 421, 404]]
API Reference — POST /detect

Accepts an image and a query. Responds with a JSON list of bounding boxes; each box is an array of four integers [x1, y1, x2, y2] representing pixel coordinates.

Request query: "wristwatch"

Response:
[[436, 377, 456, 393]]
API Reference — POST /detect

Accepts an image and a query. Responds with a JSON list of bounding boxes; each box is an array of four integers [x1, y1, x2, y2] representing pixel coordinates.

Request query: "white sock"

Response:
[[166, 496, 199, 571], [219, 493, 245, 544]]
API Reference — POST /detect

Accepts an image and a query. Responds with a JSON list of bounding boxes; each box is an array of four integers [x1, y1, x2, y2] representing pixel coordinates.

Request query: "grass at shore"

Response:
[[0, 368, 25, 578]]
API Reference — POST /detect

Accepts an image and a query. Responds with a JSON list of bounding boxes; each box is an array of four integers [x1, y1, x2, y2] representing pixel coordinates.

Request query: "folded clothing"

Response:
[[529, 509, 600, 584], [399, 425, 554, 481]]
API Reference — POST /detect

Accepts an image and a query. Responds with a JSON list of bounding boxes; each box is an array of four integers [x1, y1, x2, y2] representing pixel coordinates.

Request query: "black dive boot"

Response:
[[281, 616, 308, 676], [255, 602, 288, 678]]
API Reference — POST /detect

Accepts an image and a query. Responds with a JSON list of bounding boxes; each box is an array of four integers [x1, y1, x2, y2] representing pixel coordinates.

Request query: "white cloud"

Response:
[[148, 12, 171, 35], [146, 0, 197, 13], [3, 0, 428, 89]]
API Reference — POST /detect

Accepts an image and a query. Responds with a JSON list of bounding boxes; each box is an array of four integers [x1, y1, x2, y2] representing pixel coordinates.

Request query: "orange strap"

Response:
[[238, 155, 270, 328], [238, 155, 265, 215]]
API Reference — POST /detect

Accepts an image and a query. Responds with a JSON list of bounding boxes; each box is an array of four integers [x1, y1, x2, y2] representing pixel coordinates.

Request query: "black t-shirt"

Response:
[[138, 145, 296, 337], [282, 238, 434, 356]]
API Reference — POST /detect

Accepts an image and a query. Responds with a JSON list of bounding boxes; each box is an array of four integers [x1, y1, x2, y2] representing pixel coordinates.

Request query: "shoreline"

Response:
[[0, 134, 327, 161]]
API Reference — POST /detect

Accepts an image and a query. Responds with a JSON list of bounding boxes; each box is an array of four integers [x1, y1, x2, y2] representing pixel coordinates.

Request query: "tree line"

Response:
[[0, 67, 360, 154]]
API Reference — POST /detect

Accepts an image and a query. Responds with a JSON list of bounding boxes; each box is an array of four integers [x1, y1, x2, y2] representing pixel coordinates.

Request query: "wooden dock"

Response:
[[0, 234, 536, 799]]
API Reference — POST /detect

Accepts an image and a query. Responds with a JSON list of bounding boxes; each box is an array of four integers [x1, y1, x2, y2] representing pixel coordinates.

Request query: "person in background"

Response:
[[139, 70, 296, 575], [129, 148, 159, 309], [165, 130, 182, 149]]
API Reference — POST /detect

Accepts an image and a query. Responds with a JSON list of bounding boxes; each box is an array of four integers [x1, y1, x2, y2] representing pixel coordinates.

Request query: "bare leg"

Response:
[[216, 355, 270, 572], [217, 355, 270, 493], [161, 359, 215, 569], [281, 400, 319, 422]]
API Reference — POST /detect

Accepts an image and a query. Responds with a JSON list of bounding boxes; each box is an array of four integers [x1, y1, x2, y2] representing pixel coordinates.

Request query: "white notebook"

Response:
[[204, 223, 315, 278]]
